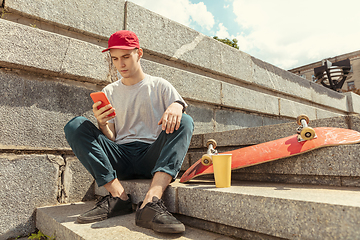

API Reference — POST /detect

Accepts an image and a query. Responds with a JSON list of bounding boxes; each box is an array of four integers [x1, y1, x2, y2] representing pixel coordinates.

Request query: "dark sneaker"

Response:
[[135, 196, 185, 233], [77, 194, 133, 224]]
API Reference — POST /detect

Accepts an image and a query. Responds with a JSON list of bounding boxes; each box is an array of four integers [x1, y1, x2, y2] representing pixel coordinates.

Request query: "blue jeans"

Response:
[[64, 114, 194, 187]]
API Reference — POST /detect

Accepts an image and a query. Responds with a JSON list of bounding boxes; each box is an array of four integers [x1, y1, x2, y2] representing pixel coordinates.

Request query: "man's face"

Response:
[[110, 48, 142, 78]]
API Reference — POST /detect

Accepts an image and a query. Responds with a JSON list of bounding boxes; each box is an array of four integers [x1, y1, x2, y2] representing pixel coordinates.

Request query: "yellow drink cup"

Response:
[[212, 154, 232, 188]]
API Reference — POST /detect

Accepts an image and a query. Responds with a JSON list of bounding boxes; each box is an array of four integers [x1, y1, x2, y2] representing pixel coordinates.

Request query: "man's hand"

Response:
[[92, 101, 116, 127], [158, 102, 183, 134]]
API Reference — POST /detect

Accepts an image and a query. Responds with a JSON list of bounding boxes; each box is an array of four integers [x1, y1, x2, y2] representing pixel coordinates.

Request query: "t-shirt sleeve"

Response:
[[160, 79, 188, 109]]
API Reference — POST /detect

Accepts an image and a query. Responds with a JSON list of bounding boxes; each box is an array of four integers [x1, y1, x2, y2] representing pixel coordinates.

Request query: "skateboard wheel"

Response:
[[296, 114, 310, 125], [206, 139, 217, 149], [201, 154, 213, 166], [300, 127, 316, 140]]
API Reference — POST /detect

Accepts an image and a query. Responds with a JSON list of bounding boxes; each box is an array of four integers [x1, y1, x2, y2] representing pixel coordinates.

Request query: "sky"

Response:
[[129, 0, 360, 70]]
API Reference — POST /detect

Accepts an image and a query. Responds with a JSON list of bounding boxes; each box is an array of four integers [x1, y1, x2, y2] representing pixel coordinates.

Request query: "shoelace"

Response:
[[154, 198, 171, 215], [95, 195, 111, 208]]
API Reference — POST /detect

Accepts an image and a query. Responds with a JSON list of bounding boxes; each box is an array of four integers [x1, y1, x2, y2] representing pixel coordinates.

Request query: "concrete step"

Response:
[[36, 201, 235, 240], [63, 179, 360, 240], [186, 115, 360, 187]]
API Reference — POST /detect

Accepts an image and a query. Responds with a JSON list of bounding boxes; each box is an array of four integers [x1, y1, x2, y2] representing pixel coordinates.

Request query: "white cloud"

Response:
[[232, 0, 360, 69], [187, 2, 215, 30], [128, 0, 214, 31], [215, 23, 230, 39]]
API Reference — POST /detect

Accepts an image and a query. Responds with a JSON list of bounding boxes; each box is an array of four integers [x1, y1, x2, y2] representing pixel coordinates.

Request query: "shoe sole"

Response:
[[77, 209, 133, 224], [77, 214, 108, 224], [136, 220, 185, 233]]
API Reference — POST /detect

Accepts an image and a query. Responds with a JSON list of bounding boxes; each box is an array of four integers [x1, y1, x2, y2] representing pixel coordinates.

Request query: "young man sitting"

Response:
[[64, 30, 194, 234]]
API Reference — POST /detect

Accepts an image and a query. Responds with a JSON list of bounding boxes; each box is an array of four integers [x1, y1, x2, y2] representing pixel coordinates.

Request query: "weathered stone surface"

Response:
[[141, 59, 222, 105], [0, 154, 59, 239], [0, 19, 68, 72], [222, 82, 279, 115], [310, 82, 348, 111], [310, 115, 349, 129], [65, 156, 95, 203], [178, 181, 360, 239], [0, 69, 96, 148], [200, 115, 352, 147], [279, 98, 317, 119], [189, 134, 203, 149], [230, 173, 343, 187], [316, 108, 344, 119], [215, 109, 273, 132], [252, 57, 312, 100], [0, 19, 114, 83], [4, 0, 125, 38], [345, 91, 360, 113], [262, 116, 291, 126], [348, 114, 360, 132], [186, 103, 215, 134], [60, 39, 112, 82]]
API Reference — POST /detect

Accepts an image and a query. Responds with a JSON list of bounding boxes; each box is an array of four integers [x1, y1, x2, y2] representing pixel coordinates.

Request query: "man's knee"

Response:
[[180, 114, 194, 133], [64, 116, 88, 139]]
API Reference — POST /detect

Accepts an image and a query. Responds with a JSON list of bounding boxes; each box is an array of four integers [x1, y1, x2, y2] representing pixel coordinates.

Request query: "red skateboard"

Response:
[[180, 115, 360, 183]]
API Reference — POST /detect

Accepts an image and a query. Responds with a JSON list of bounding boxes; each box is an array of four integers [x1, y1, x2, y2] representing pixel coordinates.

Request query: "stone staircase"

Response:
[[35, 115, 360, 239]]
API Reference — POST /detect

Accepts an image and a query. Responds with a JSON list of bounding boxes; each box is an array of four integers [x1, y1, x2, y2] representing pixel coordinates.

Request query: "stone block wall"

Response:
[[1, 0, 360, 238]]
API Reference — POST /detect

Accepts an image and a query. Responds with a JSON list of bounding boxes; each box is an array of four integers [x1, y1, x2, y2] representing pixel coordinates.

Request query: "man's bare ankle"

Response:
[[119, 192, 129, 201]]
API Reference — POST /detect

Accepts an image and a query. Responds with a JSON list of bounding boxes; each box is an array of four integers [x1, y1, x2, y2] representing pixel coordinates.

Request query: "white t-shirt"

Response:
[[102, 74, 187, 145]]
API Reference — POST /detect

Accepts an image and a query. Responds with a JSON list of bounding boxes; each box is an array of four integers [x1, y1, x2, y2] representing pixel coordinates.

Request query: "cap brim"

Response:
[[102, 46, 137, 52]]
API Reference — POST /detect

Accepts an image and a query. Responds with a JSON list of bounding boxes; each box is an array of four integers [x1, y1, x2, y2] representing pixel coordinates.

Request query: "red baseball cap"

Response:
[[102, 30, 140, 52]]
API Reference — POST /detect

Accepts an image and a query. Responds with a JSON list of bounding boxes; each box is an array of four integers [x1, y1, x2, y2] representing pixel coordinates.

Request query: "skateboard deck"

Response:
[[180, 127, 360, 183]]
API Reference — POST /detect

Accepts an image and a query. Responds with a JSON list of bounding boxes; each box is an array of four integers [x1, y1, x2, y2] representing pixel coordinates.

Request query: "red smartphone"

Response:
[[90, 92, 116, 117]]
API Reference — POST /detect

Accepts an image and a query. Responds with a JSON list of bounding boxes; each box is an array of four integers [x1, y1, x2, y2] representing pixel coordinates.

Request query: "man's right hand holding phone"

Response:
[[92, 101, 116, 126], [92, 102, 116, 141]]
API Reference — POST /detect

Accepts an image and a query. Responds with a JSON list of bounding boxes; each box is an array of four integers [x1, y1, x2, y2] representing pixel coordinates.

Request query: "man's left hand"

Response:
[[158, 102, 183, 134]]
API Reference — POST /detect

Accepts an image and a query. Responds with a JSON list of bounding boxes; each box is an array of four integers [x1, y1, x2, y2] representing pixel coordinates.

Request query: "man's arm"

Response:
[[93, 101, 116, 141], [158, 102, 184, 134]]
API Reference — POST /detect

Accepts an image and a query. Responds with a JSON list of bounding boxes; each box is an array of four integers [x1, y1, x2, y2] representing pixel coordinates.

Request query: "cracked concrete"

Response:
[[48, 155, 69, 203]]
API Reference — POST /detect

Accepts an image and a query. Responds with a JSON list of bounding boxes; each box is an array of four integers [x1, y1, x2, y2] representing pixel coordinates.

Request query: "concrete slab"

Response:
[[316, 108, 344, 119], [221, 82, 279, 115], [36, 201, 234, 240], [4, 0, 125, 38], [345, 91, 360, 113], [199, 115, 352, 148], [65, 156, 95, 203], [279, 98, 317, 119], [310, 82, 348, 112], [177, 181, 360, 239], [0, 69, 96, 148], [0, 154, 59, 239], [141, 59, 222, 105], [0, 19, 115, 83]]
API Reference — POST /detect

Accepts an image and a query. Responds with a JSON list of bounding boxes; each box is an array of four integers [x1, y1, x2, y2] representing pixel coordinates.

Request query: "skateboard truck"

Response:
[[201, 139, 218, 166], [296, 114, 317, 142]]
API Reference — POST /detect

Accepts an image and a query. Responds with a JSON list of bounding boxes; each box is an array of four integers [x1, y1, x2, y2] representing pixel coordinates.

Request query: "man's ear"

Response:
[[137, 48, 143, 61]]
